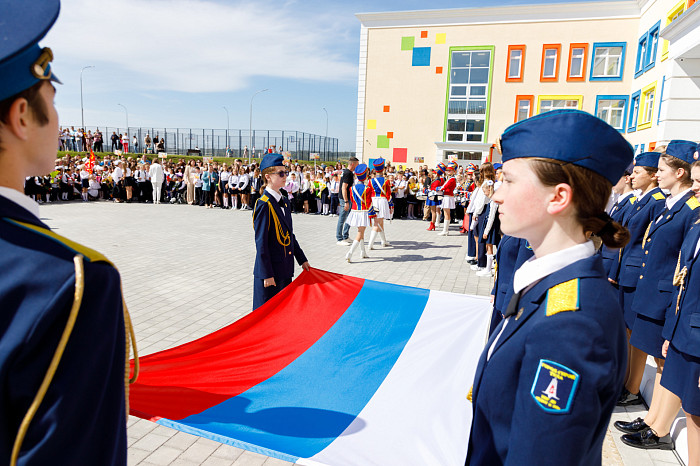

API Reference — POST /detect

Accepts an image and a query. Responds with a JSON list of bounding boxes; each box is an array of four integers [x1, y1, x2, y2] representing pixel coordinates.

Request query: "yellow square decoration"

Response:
[[367, 119, 376, 130], [436, 33, 446, 44]]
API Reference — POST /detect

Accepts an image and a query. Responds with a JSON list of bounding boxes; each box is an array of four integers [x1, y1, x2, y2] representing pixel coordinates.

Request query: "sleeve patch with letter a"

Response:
[[530, 359, 580, 414]]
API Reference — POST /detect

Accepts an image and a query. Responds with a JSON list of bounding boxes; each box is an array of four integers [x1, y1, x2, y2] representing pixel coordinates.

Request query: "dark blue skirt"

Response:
[[620, 285, 636, 330], [661, 343, 700, 416], [630, 313, 665, 358]]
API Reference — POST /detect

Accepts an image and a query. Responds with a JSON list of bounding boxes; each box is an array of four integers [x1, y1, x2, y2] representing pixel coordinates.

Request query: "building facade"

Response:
[[356, 0, 700, 168]]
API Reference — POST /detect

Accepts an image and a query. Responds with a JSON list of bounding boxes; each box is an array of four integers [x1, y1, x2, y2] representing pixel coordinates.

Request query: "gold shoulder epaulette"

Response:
[[686, 196, 700, 210], [652, 192, 665, 201], [629, 197, 637, 205], [4, 219, 112, 265], [467, 386, 473, 402], [545, 278, 579, 317]]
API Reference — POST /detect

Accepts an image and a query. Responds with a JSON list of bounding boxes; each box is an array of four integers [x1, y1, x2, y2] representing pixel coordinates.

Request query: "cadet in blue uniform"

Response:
[[466, 110, 631, 465], [252, 153, 310, 310], [488, 235, 533, 336], [660, 160, 700, 464], [612, 152, 665, 407], [600, 165, 635, 277], [0, 2, 137, 464], [617, 141, 700, 450]]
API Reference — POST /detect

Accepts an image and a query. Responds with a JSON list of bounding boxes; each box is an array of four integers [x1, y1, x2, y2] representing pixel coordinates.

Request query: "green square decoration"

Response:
[[401, 36, 415, 51], [377, 135, 390, 148]]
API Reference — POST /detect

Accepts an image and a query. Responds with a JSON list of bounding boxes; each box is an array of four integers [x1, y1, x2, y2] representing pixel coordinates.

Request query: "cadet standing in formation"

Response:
[[252, 153, 310, 310], [0, 2, 137, 464], [466, 109, 631, 465]]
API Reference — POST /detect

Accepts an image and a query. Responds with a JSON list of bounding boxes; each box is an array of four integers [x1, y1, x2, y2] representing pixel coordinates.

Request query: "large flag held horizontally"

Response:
[[129, 268, 491, 465]]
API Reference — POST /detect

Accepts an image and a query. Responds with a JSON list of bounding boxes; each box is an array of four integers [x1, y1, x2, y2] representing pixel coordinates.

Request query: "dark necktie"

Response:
[[503, 290, 522, 318]]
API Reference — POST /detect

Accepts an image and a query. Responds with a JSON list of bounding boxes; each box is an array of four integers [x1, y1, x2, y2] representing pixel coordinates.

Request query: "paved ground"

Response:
[[39, 201, 681, 466]]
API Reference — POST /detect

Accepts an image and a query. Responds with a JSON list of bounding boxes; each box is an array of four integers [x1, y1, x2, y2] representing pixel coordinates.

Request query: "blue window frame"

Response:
[[657, 76, 665, 125], [645, 21, 661, 72], [628, 90, 641, 132], [595, 95, 629, 133], [635, 34, 648, 78], [590, 42, 626, 81]]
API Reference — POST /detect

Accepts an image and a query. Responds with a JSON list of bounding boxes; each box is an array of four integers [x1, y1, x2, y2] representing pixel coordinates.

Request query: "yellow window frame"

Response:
[[661, 0, 686, 61], [537, 95, 583, 113], [637, 81, 657, 130]]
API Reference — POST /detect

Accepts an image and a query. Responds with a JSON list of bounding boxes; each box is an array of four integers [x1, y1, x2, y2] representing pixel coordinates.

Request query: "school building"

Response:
[[355, 0, 700, 168]]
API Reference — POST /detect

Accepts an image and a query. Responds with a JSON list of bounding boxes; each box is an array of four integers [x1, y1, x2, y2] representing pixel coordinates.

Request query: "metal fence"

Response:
[[64, 126, 339, 161]]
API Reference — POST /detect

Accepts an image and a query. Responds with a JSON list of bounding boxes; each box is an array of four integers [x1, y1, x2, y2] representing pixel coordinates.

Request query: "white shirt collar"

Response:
[[666, 188, 692, 210], [513, 241, 595, 294], [618, 191, 633, 203], [265, 186, 282, 203], [0, 186, 40, 219]]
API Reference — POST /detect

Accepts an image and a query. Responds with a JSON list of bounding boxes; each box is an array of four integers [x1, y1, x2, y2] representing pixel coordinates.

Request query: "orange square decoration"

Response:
[[383, 105, 390, 112], [436, 66, 443, 74], [421, 31, 428, 38], [387, 132, 394, 139]]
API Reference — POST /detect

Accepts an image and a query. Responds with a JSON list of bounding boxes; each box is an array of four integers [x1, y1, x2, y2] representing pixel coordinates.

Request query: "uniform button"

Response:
[[640, 275, 644, 279], [647, 239, 651, 243], [642, 263, 645, 267], [289, 251, 292, 255], [645, 250, 649, 255], [667, 215, 671, 220]]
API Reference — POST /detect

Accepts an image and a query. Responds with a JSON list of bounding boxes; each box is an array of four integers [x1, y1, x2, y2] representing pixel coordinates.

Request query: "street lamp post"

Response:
[[223, 106, 229, 157], [117, 103, 128, 140], [80, 65, 94, 130], [249, 88, 268, 164], [322, 107, 328, 160]]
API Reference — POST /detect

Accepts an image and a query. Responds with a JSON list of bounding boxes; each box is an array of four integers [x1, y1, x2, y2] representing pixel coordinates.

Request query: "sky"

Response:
[[46, 0, 614, 151]]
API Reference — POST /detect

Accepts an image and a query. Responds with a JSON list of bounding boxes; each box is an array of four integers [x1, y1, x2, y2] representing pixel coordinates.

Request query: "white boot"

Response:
[[368, 230, 378, 250], [437, 222, 449, 236], [359, 240, 369, 258], [477, 255, 494, 276], [346, 240, 360, 263], [379, 230, 390, 246]]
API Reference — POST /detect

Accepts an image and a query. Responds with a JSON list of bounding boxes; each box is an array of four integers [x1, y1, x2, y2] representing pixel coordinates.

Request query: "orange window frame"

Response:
[[566, 43, 588, 82], [506, 45, 526, 82], [514, 95, 535, 122], [540, 44, 562, 82]]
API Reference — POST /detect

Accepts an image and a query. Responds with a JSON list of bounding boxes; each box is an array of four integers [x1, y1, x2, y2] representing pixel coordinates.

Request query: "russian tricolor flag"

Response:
[[129, 268, 491, 465]]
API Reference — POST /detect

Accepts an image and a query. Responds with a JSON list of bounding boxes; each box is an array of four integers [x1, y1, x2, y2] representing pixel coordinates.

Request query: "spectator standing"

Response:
[[184, 159, 196, 205], [149, 157, 164, 204], [110, 132, 119, 152], [336, 156, 358, 244], [132, 135, 138, 154], [121, 134, 129, 154], [144, 133, 152, 153], [202, 165, 212, 208], [329, 174, 340, 216]]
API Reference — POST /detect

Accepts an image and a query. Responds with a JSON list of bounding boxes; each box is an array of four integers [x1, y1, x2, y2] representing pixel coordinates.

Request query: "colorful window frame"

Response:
[[658, 76, 665, 125], [537, 95, 583, 113], [638, 81, 657, 130], [661, 0, 686, 61], [589, 42, 626, 81], [514, 95, 534, 122], [645, 21, 661, 72], [635, 33, 648, 78], [628, 90, 641, 132], [540, 44, 561, 82], [506, 45, 526, 82], [566, 43, 588, 81], [594, 95, 629, 133]]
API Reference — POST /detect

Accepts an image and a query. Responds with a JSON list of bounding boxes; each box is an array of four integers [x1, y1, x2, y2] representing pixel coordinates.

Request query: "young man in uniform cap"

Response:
[[253, 153, 310, 310], [0, 2, 136, 464]]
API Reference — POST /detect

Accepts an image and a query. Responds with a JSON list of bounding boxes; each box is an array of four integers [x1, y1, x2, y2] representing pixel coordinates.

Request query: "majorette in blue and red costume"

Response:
[[368, 158, 392, 249], [345, 164, 375, 262], [436, 161, 458, 236], [426, 163, 446, 231]]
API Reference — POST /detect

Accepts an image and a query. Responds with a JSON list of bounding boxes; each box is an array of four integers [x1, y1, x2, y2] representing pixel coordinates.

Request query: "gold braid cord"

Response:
[[264, 199, 291, 247], [123, 293, 139, 419], [673, 252, 688, 315], [11, 255, 85, 466]]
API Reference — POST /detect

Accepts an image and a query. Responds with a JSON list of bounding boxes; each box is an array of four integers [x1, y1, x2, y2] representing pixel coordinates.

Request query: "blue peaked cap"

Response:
[[499, 109, 634, 185], [0, 1, 61, 101], [260, 153, 284, 171], [665, 140, 698, 164], [634, 151, 660, 169]]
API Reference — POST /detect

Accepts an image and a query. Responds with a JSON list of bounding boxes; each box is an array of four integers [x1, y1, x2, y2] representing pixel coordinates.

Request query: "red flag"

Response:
[[87, 148, 96, 174]]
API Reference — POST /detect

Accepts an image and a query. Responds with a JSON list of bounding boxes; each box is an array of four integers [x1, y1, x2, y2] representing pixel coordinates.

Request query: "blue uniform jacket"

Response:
[[467, 255, 626, 466], [615, 188, 666, 286], [0, 196, 127, 465], [663, 218, 700, 356], [201, 171, 211, 191], [253, 191, 307, 281], [601, 194, 635, 277], [633, 191, 700, 320], [492, 236, 533, 313]]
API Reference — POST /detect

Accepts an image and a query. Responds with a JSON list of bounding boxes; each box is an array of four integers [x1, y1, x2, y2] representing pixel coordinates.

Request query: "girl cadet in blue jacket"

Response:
[[466, 109, 631, 466], [616, 141, 700, 451], [658, 160, 700, 465], [613, 152, 665, 407]]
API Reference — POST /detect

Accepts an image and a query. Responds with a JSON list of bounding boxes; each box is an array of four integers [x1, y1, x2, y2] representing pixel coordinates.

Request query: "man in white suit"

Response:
[[149, 158, 165, 204]]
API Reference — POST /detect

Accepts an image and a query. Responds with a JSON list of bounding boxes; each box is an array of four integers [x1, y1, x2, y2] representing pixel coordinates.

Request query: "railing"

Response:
[[60, 126, 339, 161]]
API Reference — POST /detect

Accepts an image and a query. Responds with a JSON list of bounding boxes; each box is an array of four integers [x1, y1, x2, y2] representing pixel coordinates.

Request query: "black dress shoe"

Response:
[[614, 417, 648, 434], [617, 388, 644, 406], [621, 427, 674, 450], [467, 259, 477, 265]]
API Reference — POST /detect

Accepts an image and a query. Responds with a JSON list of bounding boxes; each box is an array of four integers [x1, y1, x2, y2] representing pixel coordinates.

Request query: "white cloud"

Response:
[[46, 0, 358, 93]]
